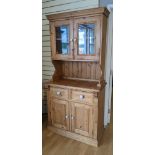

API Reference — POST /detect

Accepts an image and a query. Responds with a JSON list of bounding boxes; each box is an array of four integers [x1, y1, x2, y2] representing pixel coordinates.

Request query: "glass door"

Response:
[[78, 23, 95, 55], [74, 16, 101, 61], [51, 19, 73, 60]]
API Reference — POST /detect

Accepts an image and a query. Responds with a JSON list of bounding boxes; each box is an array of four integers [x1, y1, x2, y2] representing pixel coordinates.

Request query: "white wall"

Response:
[[104, 6, 113, 126]]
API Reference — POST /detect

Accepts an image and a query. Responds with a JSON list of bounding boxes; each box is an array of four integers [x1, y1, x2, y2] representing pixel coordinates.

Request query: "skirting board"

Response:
[[47, 126, 98, 147]]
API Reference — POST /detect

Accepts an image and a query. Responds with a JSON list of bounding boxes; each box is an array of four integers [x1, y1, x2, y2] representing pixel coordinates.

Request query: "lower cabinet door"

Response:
[[51, 98, 69, 130], [71, 102, 94, 138]]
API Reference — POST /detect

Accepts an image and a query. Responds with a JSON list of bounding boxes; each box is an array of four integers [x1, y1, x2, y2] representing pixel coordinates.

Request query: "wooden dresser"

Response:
[[46, 7, 109, 147]]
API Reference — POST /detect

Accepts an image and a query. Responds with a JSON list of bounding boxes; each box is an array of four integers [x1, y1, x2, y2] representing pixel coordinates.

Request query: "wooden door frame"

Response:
[[50, 19, 74, 60], [73, 15, 101, 61]]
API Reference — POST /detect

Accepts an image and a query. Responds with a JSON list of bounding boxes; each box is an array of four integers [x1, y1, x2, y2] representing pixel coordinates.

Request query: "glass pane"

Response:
[[78, 24, 95, 55], [55, 25, 69, 55]]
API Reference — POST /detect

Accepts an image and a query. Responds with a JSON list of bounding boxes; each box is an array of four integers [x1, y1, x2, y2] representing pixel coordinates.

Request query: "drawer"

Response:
[[51, 87, 69, 100], [70, 90, 94, 104]]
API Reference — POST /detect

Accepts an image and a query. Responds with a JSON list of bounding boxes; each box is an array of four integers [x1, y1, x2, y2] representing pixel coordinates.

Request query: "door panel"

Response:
[[74, 16, 101, 60], [71, 102, 93, 138], [51, 99, 69, 130], [51, 19, 73, 60]]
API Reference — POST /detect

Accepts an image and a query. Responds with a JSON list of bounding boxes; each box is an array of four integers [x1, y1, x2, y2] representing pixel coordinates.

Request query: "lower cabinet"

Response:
[[50, 98, 97, 138], [48, 86, 101, 146]]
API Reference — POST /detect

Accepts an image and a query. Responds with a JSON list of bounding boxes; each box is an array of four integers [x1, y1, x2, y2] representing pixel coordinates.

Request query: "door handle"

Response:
[[71, 115, 75, 120], [70, 39, 73, 42], [65, 115, 69, 120], [65, 115, 68, 119], [74, 38, 77, 43]]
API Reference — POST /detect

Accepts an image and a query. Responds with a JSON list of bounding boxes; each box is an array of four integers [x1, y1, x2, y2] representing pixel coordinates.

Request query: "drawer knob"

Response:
[[56, 91, 61, 96], [79, 95, 85, 100]]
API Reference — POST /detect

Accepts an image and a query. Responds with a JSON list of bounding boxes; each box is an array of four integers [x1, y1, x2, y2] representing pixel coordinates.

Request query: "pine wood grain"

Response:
[[51, 99, 69, 130], [49, 79, 101, 92], [62, 61, 101, 81]]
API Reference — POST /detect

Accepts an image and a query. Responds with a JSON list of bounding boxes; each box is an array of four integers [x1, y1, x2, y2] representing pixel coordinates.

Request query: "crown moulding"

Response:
[[46, 7, 110, 21]]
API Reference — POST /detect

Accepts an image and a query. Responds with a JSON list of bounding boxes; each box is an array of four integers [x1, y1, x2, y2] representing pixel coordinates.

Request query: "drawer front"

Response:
[[51, 87, 68, 100], [71, 90, 94, 104]]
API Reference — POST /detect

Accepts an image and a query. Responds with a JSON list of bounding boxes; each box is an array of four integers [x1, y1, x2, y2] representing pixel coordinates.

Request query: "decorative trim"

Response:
[[47, 7, 110, 21], [48, 126, 98, 147], [107, 4, 113, 12]]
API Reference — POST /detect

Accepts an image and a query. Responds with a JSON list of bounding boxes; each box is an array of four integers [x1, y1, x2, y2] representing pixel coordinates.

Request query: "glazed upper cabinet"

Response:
[[50, 15, 101, 61]]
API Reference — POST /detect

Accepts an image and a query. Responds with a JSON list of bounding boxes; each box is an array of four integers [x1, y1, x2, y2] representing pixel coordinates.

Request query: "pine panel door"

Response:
[[51, 98, 69, 130], [71, 102, 93, 138]]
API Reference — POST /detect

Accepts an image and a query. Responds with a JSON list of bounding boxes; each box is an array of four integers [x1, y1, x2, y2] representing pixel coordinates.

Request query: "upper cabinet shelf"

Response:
[[47, 7, 109, 61]]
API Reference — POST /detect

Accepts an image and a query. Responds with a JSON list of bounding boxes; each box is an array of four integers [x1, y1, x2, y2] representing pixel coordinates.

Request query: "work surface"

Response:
[[46, 79, 106, 92], [42, 115, 113, 155]]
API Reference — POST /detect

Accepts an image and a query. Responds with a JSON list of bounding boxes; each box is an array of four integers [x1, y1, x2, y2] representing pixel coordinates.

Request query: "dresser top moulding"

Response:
[[46, 7, 110, 21]]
